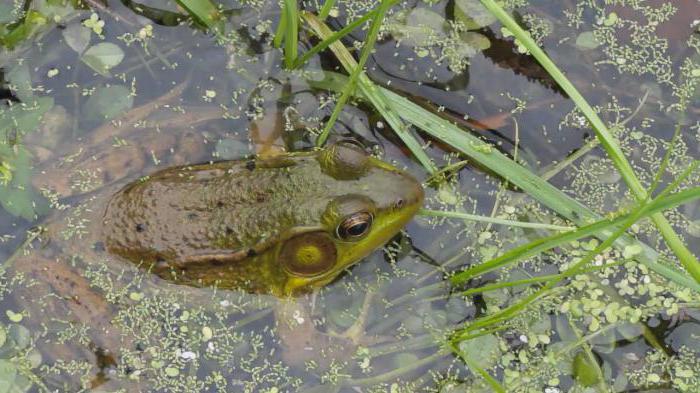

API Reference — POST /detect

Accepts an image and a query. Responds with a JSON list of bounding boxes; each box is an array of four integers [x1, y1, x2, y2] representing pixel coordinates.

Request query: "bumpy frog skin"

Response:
[[103, 142, 424, 296]]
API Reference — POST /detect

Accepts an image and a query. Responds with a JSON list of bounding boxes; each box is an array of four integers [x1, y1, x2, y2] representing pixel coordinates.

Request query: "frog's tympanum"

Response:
[[103, 142, 423, 296]]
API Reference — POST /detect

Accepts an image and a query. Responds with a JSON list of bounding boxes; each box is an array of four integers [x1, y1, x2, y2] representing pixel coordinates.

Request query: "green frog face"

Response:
[[103, 142, 424, 296]]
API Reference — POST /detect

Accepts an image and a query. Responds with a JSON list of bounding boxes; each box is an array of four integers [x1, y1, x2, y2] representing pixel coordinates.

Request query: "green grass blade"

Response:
[[318, 0, 337, 20], [477, 0, 700, 283], [381, 88, 697, 289], [451, 342, 506, 393], [453, 163, 700, 337], [174, 0, 222, 32], [451, 185, 700, 290], [282, 0, 299, 68], [303, 12, 437, 173], [461, 261, 625, 296], [647, 124, 681, 197], [273, 10, 286, 48], [294, 0, 400, 69], [315, 0, 393, 146], [421, 209, 574, 231]]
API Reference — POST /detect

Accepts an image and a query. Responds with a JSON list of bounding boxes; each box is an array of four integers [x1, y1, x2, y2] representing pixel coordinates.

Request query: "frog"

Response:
[[103, 141, 424, 297], [4, 83, 425, 390]]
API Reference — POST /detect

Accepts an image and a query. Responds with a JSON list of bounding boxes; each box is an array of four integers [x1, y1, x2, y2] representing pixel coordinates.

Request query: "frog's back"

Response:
[[102, 153, 327, 265]]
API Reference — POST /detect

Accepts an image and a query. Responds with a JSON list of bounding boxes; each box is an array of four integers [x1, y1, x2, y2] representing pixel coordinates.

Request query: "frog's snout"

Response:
[[387, 170, 425, 214]]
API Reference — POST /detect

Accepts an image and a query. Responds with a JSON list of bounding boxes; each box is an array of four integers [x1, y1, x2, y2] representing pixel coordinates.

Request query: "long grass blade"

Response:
[[461, 261, 625, 296], [453, 162, 699, 338], [174, 0, 222, 32], [451, 185, 700, 290], [282, 0, 299, 68], [294, 0, 401, 69], [477, 0, 700, 283], [451, 342, 506, 393], [303, 11, 437, 172], [315, 0, 393, 146], [421, 209, 574, 231], [318, 0, 337, 20]]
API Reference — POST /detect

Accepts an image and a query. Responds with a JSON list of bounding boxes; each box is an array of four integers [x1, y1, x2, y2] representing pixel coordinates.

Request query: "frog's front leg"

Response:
[[328, 290, 378, 345], [12, 252, 120, 346]]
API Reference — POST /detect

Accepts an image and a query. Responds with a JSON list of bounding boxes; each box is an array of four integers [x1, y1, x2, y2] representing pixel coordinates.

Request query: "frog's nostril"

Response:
[[394, 199, 405, 209]]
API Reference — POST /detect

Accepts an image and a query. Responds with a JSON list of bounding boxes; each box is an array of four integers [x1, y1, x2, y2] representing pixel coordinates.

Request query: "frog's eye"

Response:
[[318, 141, 370, 180], [280, 231, 337, 277], [337, 212, 373, 241]]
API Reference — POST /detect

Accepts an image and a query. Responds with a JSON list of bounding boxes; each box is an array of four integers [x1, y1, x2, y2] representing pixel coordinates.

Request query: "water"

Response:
[[0, 0, 699, 391]]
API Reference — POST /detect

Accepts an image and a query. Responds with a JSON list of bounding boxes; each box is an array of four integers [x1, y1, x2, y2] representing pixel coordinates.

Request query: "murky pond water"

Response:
[[1, 0, 699, 391]]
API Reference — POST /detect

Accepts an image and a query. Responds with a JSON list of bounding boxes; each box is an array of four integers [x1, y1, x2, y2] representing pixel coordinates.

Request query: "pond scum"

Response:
[[0, 0, 699, 392]]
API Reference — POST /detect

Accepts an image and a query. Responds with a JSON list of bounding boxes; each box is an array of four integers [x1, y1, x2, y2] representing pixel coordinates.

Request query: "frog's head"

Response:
[[278, 142, 424, 296]]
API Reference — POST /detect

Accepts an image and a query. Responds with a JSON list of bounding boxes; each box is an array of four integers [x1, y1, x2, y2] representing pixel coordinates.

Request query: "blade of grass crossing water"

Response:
[[315, 0, 393, 146], [477, 0, 700, 283], [450, 185, 700, 291], [174, 0, 222, 31], [293, 0, 401, 69], [452, 161, 700, 338], [461, 260, 626, 296], [282, 0, 299, 68], [318, 0, 337, 20], [421, 209, 574, 231], [647, 124, 682, 197], [450, 342, 505, 393], [303, 12, 437, 173], [273, 10, 286, 48]]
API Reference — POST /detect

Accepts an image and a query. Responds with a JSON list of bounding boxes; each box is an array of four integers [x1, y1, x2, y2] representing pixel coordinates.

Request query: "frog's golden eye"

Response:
[[280, 231, 337, 276], [336, 212, 373, 241], [318, 141, 370, 180]]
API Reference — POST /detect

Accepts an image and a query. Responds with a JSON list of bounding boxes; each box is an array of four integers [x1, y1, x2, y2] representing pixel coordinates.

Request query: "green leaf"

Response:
[[83, 84, 133, 123], [6, 64, 33, 102], [0, 11, 48, 49], [460, 31, 491, 51], [573, 351, 601, 387], [575, 31, 600, 50], [616, 323, 642, 341], [457, 333, 501, 369], [0, 144, 49, 220], [62, 22, 91, 54], [0, 96, 55, 140], [81, 42, 125, 77], [0, 95, 53, 218], [388, 8, 447, 47], [588, 328, 616, 354], [0, 359, 17, 393], [453, 0, 497, 30], [8, 325, 30, 351]]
